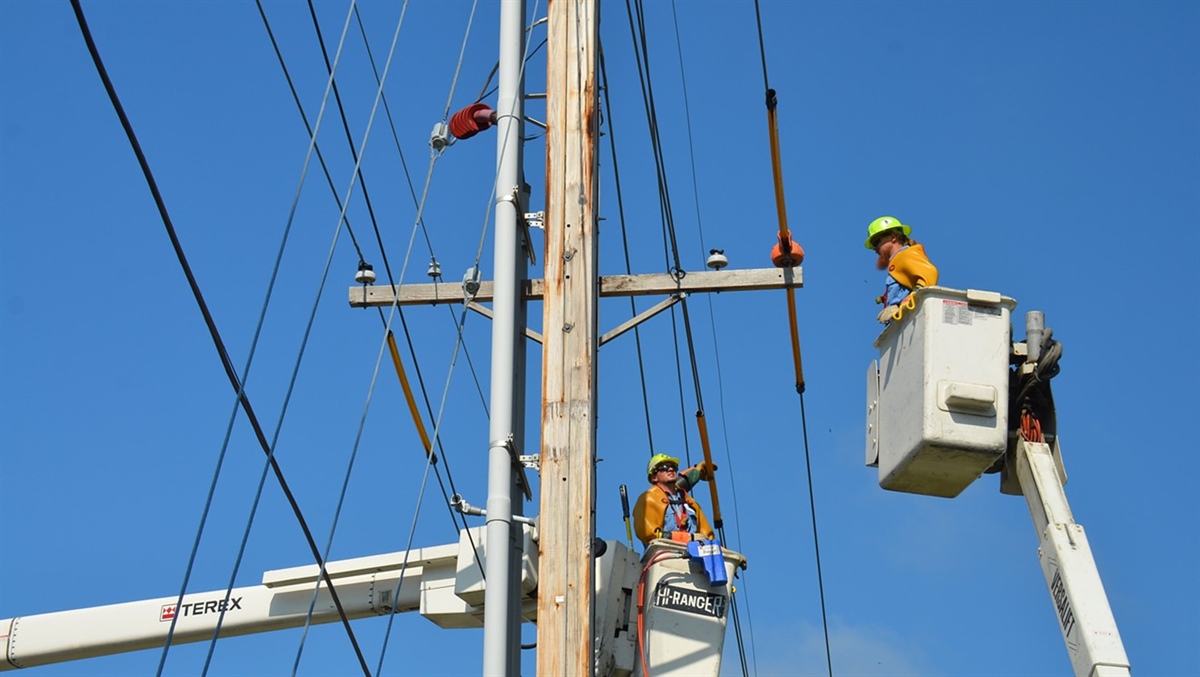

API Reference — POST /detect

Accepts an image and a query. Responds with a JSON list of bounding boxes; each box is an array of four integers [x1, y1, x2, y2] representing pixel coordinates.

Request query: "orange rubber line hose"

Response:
[[695, 411, 723, 529], [386, 330, 433, 456]]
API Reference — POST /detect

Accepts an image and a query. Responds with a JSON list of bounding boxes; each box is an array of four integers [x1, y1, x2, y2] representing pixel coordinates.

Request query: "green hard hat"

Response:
[[865, 216, 912, 249], [646, 453, 680, 481]]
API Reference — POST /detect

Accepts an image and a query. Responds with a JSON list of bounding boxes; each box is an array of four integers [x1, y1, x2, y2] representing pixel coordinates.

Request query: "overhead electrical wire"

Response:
[[665, 1, 760, 672], [65, 2, 372, 675], [598, 47, 658, 456], [195, 1, 392, 674], [369, 0, 550, 669], [253, 5, 484, 582], [621, 1, 756, 673], [292, 0, 482, 547], [347, 3, 493, 424], [751, 1, 832, 675]]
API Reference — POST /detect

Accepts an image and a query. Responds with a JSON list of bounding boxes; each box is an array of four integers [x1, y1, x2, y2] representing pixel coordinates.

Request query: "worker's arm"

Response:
[[632, 490, 664, 546], [675, 461, 717, 491]]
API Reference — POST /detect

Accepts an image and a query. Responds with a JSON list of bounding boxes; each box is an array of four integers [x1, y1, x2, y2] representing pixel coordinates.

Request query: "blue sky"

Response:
[[1, 1, 1197, 675]]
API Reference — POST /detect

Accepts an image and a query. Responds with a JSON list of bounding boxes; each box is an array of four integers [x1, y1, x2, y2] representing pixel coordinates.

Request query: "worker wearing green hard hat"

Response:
[[632, 453, 716, 547], [867, 216, 938, 323]]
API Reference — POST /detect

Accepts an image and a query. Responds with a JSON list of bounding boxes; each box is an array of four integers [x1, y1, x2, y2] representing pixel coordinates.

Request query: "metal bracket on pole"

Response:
[[452, 493, 537, 526], [500, 188, 538, 265], [497, 434, 533, 501]]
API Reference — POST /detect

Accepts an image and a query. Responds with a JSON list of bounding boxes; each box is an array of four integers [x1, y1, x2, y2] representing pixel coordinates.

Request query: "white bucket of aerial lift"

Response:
[[627, 539, 745, 677], [866, 286, 1017, 498], [419, 524, 539, 629]]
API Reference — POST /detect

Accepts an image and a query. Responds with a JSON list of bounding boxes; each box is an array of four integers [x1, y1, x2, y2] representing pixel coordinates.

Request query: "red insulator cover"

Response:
[[449, 103, 496, 140]]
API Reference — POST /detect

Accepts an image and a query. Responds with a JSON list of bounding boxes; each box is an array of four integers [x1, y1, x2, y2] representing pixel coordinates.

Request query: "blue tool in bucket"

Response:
[[687, 539, 727, 586]]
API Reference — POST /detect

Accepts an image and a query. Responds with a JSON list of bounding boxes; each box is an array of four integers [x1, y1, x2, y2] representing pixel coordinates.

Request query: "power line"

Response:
[[67, 2, 371, 674]]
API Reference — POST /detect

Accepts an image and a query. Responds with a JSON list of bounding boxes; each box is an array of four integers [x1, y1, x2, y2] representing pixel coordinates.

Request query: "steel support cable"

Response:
[[623, 1, 698, 481], [374, 300, 479, 674], [621, 0, 696, 478], [725, 573, 750, 676], [257, 3, 478, 557], [703, 339, 758, 672], [750, 1, 830, 673], [308, 0, 490, 432], [622, 20, 749, 677], [626, 0, 684, 273], [203, 3, 384, 674], [256, 0, 367, 264], [345, 3, 493, 429], [271, 4, 429, 670], [664, 5, 758, 664], [303, 0, 392, 265], [622, 0, 723, 527], [367, 0, 549, 620], [599, 47, 657, 456], [206, 5, 371, 674], [262, 0, 469, 451], [66, 2, 372, 674], [352, 0, 488, 551], [348, 4, 491, 423], [351, 5, 435, 257], [474, 36, 547, 105]]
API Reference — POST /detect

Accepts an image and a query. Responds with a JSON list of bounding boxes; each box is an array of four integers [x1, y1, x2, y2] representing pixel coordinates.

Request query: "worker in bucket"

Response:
[[866, 215, 939, 323], [633, 453, 716, 547]]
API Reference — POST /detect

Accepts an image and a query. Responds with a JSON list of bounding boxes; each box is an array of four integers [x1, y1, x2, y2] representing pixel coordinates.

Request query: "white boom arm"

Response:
[[1014, 438, 1131, 677], [0, 544, 454, 671], [1, 526, 540, 671]]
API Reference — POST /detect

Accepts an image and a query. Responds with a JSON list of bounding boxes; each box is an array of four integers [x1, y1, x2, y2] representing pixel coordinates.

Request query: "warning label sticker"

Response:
[[942, 300, 971, 325], [941, 299, 1001, 325]]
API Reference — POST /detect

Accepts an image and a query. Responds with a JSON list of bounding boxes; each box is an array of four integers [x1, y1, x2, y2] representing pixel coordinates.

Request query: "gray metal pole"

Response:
[[483, 0, 526, 674]]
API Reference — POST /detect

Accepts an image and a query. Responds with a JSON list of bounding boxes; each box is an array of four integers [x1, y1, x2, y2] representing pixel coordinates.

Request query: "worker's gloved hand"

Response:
[[877, 305, 899, 324], [697, 461, 717, 482]]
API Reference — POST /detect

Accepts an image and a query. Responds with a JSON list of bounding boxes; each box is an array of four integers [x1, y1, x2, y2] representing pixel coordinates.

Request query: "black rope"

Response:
[[67, 2, 371, 674]]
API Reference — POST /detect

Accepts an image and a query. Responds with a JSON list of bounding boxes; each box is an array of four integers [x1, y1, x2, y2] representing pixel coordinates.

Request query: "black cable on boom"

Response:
[[68, 2, 371, 675]]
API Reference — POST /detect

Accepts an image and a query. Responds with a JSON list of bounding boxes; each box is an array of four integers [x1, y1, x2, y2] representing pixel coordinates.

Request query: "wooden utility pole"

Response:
[[537, 0, 600, 674]]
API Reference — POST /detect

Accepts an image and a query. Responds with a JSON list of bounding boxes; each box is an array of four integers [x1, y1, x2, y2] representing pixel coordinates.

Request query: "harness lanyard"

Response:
[[672, 501, 689, 530], [668, 489, 691, 531]]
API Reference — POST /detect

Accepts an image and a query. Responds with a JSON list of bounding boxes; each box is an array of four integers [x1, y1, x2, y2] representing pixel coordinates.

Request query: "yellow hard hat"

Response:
[[865, 216, 912, 249], [646, 453, 680, 481]]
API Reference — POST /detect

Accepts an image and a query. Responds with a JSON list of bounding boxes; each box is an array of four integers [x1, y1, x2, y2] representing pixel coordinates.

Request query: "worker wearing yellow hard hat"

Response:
[[632, 453, 716, 547], [866, 216, 939, 323]]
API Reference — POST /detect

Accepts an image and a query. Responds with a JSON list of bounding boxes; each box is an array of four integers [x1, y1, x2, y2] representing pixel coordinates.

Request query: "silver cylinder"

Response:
[[1025, 311, 1045, 363]]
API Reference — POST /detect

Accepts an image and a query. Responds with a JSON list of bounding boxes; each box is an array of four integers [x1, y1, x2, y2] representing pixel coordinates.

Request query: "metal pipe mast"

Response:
[[482, 0, 529, 674]]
